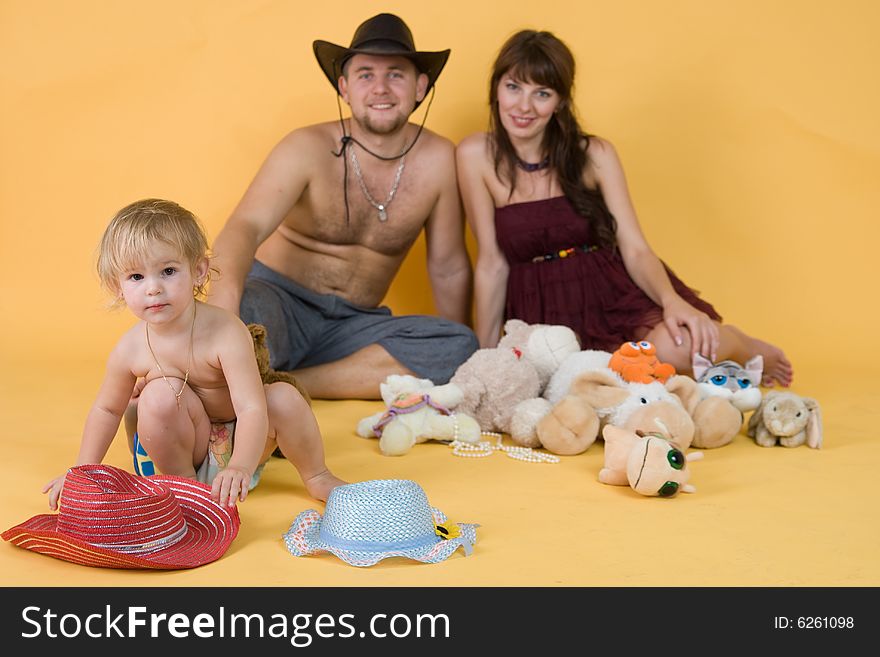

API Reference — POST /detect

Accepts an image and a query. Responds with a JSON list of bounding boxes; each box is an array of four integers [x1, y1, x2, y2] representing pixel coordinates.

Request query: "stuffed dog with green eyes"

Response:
[[599, 425, 704, 497]]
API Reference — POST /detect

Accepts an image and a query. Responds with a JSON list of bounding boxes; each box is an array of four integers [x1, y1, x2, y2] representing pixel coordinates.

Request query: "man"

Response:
[[209, 13, 477, 399]]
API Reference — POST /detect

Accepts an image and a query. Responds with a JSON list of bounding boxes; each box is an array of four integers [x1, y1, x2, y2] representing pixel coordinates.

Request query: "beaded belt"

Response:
[[531, 244, 598, 263]]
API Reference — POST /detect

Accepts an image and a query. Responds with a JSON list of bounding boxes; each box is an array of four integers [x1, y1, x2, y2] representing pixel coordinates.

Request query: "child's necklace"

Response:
[[145, 303, 196, 409]]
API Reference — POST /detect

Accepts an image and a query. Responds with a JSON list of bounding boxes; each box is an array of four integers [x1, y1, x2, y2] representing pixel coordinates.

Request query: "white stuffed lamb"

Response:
[[356, 375, 481, 456]]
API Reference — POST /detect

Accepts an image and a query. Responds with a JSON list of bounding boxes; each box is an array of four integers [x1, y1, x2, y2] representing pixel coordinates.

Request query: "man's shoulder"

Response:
[[411, 125, 455, 155], [277, 122, 342, 150]]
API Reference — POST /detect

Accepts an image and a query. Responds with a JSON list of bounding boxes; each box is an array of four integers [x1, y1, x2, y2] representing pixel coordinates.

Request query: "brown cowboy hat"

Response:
[[313, 13, 450, 108]]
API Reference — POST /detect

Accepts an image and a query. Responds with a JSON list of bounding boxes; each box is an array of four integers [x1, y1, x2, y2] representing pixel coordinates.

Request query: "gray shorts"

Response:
[[240, 261, 478, 384]]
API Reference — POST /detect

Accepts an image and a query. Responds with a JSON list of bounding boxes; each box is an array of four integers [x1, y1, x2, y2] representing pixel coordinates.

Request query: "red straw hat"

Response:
[[2, 464, 240, 569]]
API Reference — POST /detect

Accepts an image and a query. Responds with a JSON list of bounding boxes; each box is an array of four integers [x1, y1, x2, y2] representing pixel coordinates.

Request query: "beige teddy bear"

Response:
[[449, 319, 580, 438], [355, 375, 482, 456]]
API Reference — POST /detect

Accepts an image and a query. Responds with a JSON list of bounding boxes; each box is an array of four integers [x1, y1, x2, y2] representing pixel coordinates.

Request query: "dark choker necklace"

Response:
[[516, 156, 550, 172]]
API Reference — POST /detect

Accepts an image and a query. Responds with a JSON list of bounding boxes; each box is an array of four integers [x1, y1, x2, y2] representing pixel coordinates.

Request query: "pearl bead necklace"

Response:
[[449, 415, 560, 464]]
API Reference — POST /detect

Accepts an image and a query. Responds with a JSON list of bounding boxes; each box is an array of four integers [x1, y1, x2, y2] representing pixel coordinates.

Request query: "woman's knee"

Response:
[[645, 329, 694, 374]]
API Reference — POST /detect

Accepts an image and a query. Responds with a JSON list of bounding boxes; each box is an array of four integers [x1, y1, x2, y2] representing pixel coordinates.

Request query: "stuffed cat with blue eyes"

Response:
[[692, 354, 763, 413]]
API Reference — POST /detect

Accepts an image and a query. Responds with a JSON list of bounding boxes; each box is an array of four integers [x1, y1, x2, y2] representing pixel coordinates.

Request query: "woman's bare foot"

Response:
[[750, 337, 793, 387], [724, 325, 793, 387], [303, 470, 347, 502]]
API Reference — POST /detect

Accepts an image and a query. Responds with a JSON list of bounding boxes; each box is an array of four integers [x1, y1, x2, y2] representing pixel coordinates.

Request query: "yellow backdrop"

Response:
[[2, 0, 878, 377], [2, 0, 880, 591]]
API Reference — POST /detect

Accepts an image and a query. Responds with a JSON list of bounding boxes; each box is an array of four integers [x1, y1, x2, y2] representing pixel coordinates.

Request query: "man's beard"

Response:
[[358, 109, 411, 135]]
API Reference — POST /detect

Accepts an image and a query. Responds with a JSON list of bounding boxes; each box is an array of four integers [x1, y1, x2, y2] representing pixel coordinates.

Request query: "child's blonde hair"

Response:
[[97, 198, 211, 301]]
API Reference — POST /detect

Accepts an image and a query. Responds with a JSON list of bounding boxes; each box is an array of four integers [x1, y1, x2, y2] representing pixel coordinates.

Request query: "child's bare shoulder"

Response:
[[106, 322, 147, 372], [198, 302, 251, 344]]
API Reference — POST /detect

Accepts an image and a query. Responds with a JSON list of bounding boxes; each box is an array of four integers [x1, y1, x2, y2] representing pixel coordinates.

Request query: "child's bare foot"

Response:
[[304, 470, 347, 502]]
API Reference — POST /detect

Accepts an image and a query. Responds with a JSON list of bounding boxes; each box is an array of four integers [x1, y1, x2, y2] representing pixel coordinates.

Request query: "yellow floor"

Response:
[[1, 359, 877, 587]]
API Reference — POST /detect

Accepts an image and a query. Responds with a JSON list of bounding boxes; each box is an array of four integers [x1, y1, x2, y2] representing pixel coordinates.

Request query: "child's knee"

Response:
[[137, 379, 184, 423]]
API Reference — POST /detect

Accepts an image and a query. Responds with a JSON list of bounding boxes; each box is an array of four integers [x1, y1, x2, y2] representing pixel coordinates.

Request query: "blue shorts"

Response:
[[239, 260, 478, 384]]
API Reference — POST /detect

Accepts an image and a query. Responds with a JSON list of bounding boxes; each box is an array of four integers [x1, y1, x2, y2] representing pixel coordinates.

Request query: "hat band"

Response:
[[319, 528, 439, 553], [88, 522, 188, 554], [351, 38, 413, 54]]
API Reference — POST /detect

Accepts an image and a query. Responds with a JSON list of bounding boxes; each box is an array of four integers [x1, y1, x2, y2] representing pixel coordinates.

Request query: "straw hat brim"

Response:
[[2, 476, 240, 569], [284, 508, 477, 567]]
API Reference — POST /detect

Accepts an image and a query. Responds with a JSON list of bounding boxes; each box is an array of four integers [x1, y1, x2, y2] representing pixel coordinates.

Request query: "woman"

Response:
[[456, 30, 792, 386]]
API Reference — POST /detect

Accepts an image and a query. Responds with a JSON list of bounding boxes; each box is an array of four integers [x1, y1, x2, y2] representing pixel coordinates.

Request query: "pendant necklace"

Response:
[[349, 146, 406, 222], [145, 302, 196, 409]]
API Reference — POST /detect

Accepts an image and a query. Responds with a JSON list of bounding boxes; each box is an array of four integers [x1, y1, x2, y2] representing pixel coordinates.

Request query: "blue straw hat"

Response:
[[284, 480, 477, 567]]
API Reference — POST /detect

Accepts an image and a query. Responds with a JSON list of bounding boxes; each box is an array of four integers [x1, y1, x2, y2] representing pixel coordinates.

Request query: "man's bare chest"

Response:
[[295, 170, 436, 256]]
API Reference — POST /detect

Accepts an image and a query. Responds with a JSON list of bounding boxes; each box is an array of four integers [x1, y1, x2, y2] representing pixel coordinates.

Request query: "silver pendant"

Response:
[[377, 205, 387, 222]]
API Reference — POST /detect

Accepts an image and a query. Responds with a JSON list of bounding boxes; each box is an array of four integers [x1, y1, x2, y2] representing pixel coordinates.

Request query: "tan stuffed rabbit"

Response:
[[747, 391, 823, 449]]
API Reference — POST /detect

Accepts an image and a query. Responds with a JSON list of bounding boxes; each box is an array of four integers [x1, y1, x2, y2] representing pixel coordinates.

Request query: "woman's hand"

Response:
[[662, 296, 719, 361]]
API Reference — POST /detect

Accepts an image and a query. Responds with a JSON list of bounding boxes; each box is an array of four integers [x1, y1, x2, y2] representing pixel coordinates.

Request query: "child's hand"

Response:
[[42, 474, 66, 511], [211, 466, 252, 507]]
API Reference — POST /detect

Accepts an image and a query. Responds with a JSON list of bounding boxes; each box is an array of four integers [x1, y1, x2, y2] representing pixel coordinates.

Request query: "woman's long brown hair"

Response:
[[489, 30, 617, 248]]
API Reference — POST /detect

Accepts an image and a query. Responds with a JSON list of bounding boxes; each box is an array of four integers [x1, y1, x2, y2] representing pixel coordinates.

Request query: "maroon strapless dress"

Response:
[[494, 195, 721, 351]]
